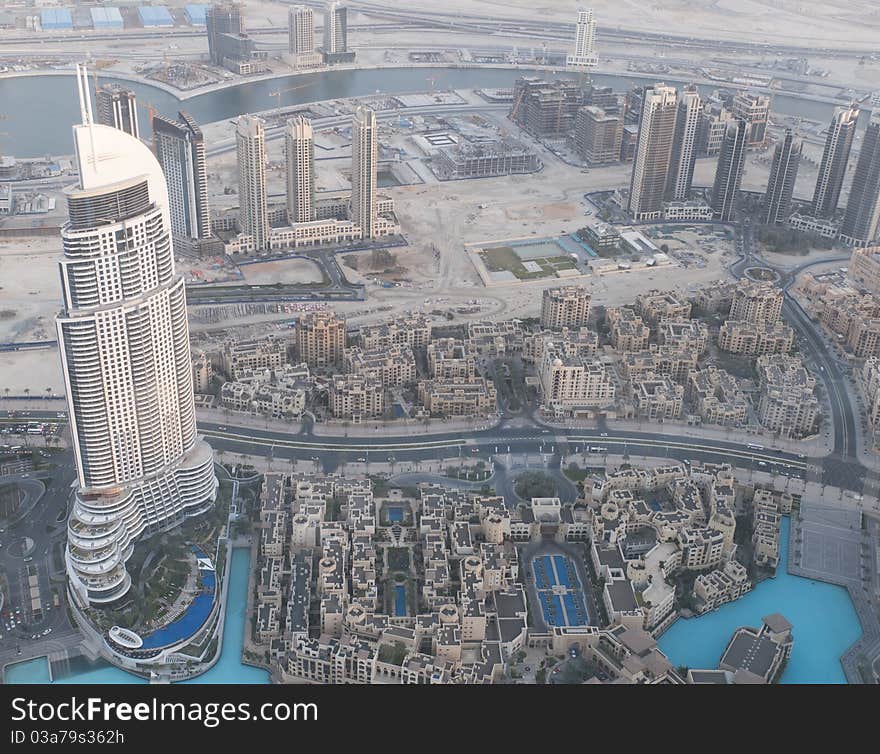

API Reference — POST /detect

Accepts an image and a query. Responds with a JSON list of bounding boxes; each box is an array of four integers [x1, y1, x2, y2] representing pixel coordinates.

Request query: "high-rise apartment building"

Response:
[[236, 114, 269, 252], [95, 84, 139, 139], [296, 310, 346, 369], [711, 117, 748, 222], [730, 280, 783, 324], [60, 67, 217, 608], [351, 106, 377, 239], [812, 104, 859, 218], [840, 111, 880, 247], [541, 286, 592, 330], [289, 5, 314, 54], [206, 2, 244, 66], [288, 5, 321, 68], [575, 105, 623, 165], [628, 84, 678, 221], [666, 85, 703, 202], [731, 90, 770, 148], [566, 8, 598, 70], [323, 1, 354, 63], [762, 129, 802, 225], [511, 77, 586, 139], [152, 111, 211, 242], [697, 103, 735, 157], [285, 115, 315, 224]]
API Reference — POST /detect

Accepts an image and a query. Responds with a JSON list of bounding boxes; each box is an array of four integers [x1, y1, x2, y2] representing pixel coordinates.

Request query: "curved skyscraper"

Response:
[[59, 66, 217, 608]]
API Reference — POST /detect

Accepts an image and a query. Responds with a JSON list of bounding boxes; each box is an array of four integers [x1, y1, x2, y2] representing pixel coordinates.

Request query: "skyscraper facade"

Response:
[[286, 115, 315, 224], [666, 85, 703, 202], [762, 129, 802, 225], [840, 111, 880, 247], [288, 5, 314, 55], [152, 111, 211, 242], [60, 66, 216, 608], [206, 2, 244, 66], [351, 106, 377, 239], [96, 84, 139, 139], [731, 91, 770, 148], [566, 8, 598, 70], [323, 1, 350, 59], [628, 84, 678, 221], [711, 117, 749, 222], [236, 114, 269, 252], [812, 104, 860, 218]]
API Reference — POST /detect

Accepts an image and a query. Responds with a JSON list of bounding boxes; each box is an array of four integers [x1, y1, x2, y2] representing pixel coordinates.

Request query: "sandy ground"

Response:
[[238, 258, 325, 284], [0, 237, 60, 343]]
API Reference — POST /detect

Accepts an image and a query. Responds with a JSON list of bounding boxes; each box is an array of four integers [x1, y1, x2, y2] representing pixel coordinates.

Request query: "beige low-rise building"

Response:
[[694, 560, 751, 614], [756, 354, 819, 438], [345, 344, 416, 387], [418, 378, 497, 418], [848, 245, 880, 295], [729, 279, 783, 324], [635, 290, 692, 328], [860, 357, 880, 446], [631, 375, 684, 420], [718, 320, 794, 357], [608, 307, 650, 352], [329, 374, 384, 421], [523, 327, 598, 365], [427, 338, 476, 381], [657, 319, 709, 354], [687, 367, 748, 426], [358, 313, 432, 352], [192, 351, 213, 393], [538, 345, 616, 416], [677, 527, 725, 571], [220, 335, 288, 379], [220, 380, 307, 420]]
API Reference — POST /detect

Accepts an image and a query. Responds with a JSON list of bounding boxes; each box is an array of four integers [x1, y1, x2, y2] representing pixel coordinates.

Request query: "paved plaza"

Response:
[[790, 502, 863, 588]]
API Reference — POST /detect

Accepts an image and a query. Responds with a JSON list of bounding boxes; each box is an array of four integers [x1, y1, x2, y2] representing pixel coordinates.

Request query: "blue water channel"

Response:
[[658, 517, 862, 683], [4, 548, 269, 684], [394, 585, 407, 617]]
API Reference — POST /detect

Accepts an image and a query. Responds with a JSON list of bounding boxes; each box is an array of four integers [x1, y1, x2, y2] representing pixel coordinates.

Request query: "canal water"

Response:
[[4, 547, 269, 685], [658, 517, 862, 683], [0, 67, 867, 157]]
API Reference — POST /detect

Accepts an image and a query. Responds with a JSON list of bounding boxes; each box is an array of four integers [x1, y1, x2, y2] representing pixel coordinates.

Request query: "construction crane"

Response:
[[267, 81, 315, 110], [508, 85, 526, 122]]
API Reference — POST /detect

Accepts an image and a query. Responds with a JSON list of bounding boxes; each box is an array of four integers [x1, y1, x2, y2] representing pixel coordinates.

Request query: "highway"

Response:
[[195, 418, 809, 479], [733, 220, 861, 489]]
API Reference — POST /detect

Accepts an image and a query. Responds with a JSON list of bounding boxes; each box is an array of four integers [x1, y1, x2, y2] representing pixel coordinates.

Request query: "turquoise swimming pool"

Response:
[[658, 517, 862, 683], [5, 548, 269, 685]]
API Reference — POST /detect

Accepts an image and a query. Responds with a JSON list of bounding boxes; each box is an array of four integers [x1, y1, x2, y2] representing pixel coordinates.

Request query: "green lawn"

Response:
[[479, 247, 578, 280]]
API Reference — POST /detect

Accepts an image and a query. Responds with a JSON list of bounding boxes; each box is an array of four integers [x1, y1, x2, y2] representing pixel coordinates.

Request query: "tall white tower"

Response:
[[351, 106, 377, 239], [323, 1, 347, 55], [628, 84, 678, 221], [236, 114, 269, 252], [666, 85, 703, 202], [286, 115, 315, 224], [566, 8, 598, 70], [60, 65, 217, 608], [288, 5, 315, 55]]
